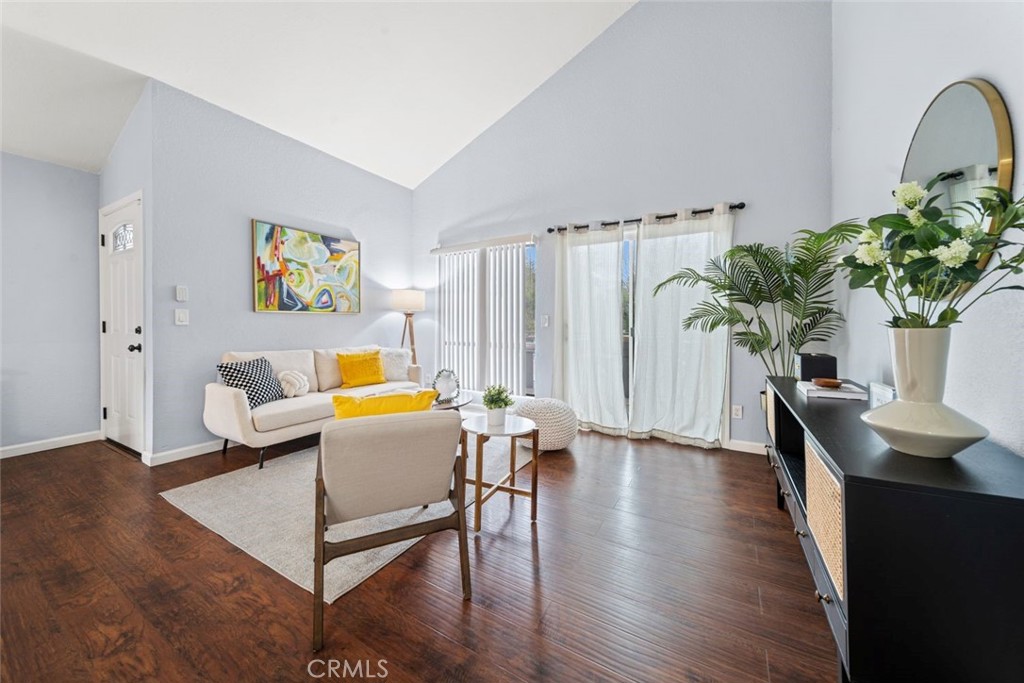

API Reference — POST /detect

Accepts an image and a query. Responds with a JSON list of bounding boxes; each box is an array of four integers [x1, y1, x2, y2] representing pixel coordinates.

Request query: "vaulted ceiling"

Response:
[[2, 1, 634, 187]]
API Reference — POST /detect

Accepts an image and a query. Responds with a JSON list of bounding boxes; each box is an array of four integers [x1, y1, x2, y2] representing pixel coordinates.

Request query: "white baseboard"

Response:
[[142, 439, 224, 467], [0, 430, 102, 459], [723, 438, 766, 455]]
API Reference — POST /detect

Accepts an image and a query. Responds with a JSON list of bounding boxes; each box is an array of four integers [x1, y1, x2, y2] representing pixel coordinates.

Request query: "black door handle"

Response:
[[128, 344, 142, 352]]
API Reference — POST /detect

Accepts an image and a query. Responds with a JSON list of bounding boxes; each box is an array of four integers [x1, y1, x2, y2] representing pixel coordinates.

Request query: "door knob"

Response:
[[135, 326, 142, 334], [128, 344, 142, 352]]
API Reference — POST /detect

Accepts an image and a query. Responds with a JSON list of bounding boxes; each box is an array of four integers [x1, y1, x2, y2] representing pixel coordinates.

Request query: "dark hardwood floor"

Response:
[[1, 432, 836, 682]]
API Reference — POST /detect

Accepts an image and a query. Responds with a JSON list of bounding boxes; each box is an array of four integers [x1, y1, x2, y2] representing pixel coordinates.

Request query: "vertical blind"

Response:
[[486, 243, 527, 395], [437, 240, 530, 394], [437, 250, 481, 390]]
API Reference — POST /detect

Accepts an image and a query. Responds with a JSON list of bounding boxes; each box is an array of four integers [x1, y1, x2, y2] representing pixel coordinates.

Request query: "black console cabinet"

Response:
[[764, 377, 1024, 683]]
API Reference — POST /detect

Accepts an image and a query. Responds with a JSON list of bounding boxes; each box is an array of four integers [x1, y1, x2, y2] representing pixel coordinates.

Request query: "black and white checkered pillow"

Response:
[[216, 357, 284, 409]]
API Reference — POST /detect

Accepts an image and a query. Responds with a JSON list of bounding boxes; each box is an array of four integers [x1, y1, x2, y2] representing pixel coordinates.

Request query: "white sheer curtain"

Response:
[[628, 207, 734, 447], [947, 163, 992, 228], [563, 226, 629, 435]]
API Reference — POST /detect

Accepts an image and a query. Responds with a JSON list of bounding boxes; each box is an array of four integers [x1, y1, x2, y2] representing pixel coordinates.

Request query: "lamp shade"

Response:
[[391, 289, 426, 312]]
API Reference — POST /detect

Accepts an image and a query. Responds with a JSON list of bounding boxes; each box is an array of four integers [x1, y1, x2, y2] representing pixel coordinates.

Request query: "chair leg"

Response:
[[313, 479, 325, 651], [258, 447, 267, 469], [221, 439, 228, 456], [454, 454, 471, 600]]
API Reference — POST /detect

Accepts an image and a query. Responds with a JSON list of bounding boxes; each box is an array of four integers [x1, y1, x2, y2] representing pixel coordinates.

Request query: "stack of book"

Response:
[[797, 381, 867, 401]]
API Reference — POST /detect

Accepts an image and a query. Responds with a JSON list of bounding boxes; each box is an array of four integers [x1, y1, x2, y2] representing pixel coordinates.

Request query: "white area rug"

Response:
[[160, 439, 530, 603]]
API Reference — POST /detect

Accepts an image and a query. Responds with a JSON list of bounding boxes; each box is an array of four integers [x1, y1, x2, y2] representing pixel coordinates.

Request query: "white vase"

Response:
[[486, 407, 506, 426], [860, 328, 988, 458]]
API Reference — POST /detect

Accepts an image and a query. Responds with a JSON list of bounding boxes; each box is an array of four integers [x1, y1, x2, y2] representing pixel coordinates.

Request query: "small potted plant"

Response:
[[483, 385, 514, 426]]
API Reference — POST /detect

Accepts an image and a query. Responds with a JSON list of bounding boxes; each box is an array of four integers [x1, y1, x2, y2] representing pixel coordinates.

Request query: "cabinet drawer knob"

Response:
[[794, 528, 808, 538], [815, 590, 833, 604]]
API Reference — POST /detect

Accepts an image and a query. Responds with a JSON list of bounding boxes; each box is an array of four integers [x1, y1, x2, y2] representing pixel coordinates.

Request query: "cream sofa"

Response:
[[203, 347, 421, 468]]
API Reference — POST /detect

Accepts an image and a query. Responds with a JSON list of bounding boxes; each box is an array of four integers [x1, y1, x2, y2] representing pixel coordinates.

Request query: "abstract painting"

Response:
[[253, 220, 360, 313]]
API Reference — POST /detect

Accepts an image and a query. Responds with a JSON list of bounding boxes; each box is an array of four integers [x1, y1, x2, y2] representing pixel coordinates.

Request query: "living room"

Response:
[[2, 2, 1023, 681]]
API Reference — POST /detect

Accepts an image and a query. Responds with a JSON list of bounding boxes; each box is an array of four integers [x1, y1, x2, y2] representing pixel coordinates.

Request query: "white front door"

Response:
[[100, 193, 145, 453]]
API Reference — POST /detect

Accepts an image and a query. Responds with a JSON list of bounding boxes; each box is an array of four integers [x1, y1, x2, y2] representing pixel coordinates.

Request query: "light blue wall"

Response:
[[1, 153, 100, 446], [412, 1, 835, 444], [831, 1, 1024, 453], [147, 83, 414, 452]]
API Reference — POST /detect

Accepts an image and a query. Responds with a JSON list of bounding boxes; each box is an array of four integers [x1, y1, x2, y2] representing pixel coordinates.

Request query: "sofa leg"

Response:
[[221, 439, 228, 456], [258, 447, 267, 469]]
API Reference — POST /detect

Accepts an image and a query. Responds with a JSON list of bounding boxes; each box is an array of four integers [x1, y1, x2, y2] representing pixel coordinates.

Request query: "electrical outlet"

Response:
[[175, 285, 189, 302], [731, 405, 743, 419]]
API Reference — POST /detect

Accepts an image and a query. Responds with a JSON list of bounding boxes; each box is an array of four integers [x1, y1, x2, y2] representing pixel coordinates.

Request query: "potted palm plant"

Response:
[[655, 227, 859, 385]]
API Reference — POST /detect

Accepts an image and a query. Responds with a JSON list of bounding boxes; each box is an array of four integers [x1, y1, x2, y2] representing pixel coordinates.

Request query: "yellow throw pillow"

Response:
[[333, 390, 439, 419], [337, 351, 386, 388]]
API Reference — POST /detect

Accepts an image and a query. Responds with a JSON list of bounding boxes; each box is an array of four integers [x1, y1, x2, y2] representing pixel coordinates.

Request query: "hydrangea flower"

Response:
[[894, 181, 927, 209], [929, 239, 972, 268], [961, 223, 982, 240], [858, 228, 879, 243], [854, 240, 889, 266], [907, 207, 926, 228], [905, 249, 925, 261]]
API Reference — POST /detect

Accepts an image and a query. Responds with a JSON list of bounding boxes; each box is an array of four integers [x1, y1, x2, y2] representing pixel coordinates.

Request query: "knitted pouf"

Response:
[[514, 398, 578, 451]]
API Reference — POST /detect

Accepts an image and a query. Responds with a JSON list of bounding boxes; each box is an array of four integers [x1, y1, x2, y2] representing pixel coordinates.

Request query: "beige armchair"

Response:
[[313, 411, 470, 651]]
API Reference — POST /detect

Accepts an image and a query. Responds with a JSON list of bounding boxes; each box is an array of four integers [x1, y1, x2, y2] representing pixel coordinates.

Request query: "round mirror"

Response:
[[432, 369, 460, 404], [902, 79, 1014, 235]]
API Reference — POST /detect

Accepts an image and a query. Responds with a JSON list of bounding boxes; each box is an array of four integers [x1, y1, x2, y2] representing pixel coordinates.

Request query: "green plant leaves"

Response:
[[849, 267, 880, 289], [914, 224, 943, 251]]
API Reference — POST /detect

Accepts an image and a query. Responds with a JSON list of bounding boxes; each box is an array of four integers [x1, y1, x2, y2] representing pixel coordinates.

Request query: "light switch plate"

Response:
[[175, 285, 189, 302], [174, 309, 189, 326]]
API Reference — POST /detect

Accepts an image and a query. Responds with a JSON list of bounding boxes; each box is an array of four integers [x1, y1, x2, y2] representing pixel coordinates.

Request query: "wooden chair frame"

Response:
[[313, 448, 471, 651]]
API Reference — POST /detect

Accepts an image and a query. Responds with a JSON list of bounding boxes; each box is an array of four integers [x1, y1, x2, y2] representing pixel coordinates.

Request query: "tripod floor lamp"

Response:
[[391, 289, 426, 364]]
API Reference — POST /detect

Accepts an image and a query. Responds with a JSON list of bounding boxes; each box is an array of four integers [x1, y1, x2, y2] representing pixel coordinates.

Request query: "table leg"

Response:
[[474, 433, 485, 533], [509, 435, 517, 488], [530, 428, 539, 522]]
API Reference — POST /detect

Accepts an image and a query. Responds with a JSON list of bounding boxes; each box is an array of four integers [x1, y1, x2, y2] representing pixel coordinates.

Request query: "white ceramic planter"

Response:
[[860, 328, 988, 458], [486, 407, 506, 426]]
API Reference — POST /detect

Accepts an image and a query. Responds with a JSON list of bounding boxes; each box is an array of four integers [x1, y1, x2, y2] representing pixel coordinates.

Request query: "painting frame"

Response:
[[252, 219, 361, 314]]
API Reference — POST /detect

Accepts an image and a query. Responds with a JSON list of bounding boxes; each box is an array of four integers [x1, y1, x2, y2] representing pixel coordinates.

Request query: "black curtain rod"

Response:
[[937, 167, 998, 182], [547, 202, 746, 233]]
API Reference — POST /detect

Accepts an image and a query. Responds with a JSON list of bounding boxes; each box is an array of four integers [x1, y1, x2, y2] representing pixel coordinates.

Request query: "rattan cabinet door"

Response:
[[805, 438, 844, 601]]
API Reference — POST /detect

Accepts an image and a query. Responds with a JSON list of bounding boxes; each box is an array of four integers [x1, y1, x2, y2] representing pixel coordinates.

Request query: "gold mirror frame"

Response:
[[902, 78, 1014, 272]]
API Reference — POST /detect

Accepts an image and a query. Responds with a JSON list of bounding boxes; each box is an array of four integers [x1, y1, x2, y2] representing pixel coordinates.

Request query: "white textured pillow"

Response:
[[278, 370, 310, 398], [313, 345, 379, 390], [380, 348, 413, 381]]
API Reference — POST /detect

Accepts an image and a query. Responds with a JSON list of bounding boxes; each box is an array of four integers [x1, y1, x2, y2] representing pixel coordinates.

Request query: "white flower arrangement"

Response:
[[894, 181, 927, 209], [827, 178, 1024, 328]]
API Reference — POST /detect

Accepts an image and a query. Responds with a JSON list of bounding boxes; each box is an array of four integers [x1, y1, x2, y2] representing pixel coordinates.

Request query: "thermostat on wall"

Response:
[[869, 382, 896, 409]]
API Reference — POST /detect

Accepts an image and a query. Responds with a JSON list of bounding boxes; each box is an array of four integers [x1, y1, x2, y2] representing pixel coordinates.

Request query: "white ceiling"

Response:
[[2, 1, 634, 186], [1, 28, 148, 173]]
